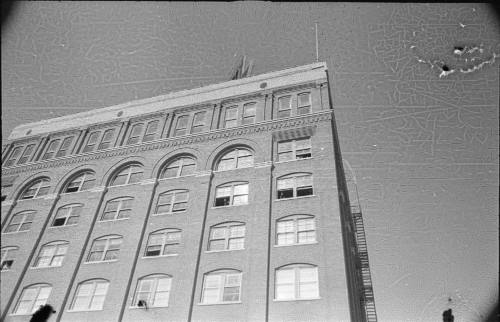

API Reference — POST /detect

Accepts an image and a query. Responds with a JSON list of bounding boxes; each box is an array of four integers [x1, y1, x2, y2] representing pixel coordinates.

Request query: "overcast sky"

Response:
[[2, 3, 499, 321]]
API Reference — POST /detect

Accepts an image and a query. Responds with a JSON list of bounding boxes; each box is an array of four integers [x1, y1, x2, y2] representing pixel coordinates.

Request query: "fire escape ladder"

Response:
[[351, 205, 378, 322]]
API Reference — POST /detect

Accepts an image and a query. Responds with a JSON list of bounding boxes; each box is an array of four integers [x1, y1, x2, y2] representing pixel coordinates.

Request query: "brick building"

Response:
[[1, 62, 376, 322]]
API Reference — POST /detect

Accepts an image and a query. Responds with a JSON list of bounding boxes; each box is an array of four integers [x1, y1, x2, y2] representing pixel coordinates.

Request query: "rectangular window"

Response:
[[191, 111, 206, 134], [98, 129, 115, 150], [1, 247, 17, 271], [275, 266, 319, 300], [101, 198, 133, 221], [17, 144, 36, 164], [224, 106, 238, 128], [174, 116, 189, 136], [278, 96, 292, 118], [242, 103, 256, 125], [83, 132, 100, 153], [71, 280, 109, 311], [214, 183, 248, 207], [297, 93, 311, 115], [134, 276, 171, 307], [56, 137, 74, 158], [202, 272, 241, 304], [277, 138, 312, 162], [143, 120, 159, 142], [4, 146, 23, 166], [14, 285, 52, 314], [42, 139, 61, 160], [277, 174, 313, 199], [5, 212, 35, 233], [127, 124, 143, 145]]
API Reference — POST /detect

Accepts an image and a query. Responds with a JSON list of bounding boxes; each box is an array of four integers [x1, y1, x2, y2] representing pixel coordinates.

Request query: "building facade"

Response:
[[1, 62, 375, 322]]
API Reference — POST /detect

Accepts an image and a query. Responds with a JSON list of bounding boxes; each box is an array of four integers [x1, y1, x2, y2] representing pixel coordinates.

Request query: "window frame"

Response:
[[82, 128, 116, 153], [64, 171, 96, 194], [224, 106, 238, 128], [13, 284, 52, 315], [191, 111, 207, 134], [277, 95, 292, 118], [207, 222, 246, 252], [52, 204, 82, 227], [1, 246, 18, 271], [17, 144, 36, 165], [297, 92, 312, 115], [154, 190, 189, 215], [132, 274, 172, 308], [276, 173, 314, 200], [70, 279, 109, 311], [216, 148, 254, 172], [19, 178, 50, 200], [201, 270, 242, 304], [275, 264, 319, 301], [276, 215, 316, 246], [277, 138, 312, 162], [101, 197, 134, 221], [4, 146, 23, 166], [33, 241, 69, 268], [4, 211, 36, 233], [214, 182, 249, 207], [174, 115, 189, 137], [86, 235, 123, 263], [144, 229, 181, 257], [109, 164, 143, 187], [242, 102, 257, 125], [160, 157, 196, 179]]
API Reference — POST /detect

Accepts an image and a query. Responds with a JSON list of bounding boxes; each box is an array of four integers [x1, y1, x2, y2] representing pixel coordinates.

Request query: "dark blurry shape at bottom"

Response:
[[30, 304, 56, 322]]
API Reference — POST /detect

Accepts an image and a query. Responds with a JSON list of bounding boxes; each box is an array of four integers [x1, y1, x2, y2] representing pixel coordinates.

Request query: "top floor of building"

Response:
[[2, 62, 331, 169]]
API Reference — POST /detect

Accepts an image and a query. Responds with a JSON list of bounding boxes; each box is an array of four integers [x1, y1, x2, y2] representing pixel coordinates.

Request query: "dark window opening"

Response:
[[145, 249, 161, 257], [1, 260, 13, 270], [297, 186, 313, 197], [296, 151, 312, 159], [53, 218, 66, 227], [278, 189, 294, 199], [65, 186, 79, 193], [215, 197, 230, 207], [1, 195, 6, 202]]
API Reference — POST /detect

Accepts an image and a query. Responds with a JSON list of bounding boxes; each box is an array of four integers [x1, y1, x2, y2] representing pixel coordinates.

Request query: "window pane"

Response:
[[276, 284, 295, 300], [277, 178, 294, 190], [277, 220, 294, 233], [298, 231, 316, 243], [228, 238, 244, 250], [209, 239, 225, 251], [217, 159, 234, 171], [180, 163, 195, 176], [216, 186, 231, 197], [278, 188, 293, 199], [297, 187, 313, 197], [277, 233, 295, 245], [222, 286, 240, 301], [233, 195, 248, 205], [298, 218, 315, 231], [230, 225, 245, 237], [234, 184, 248, 195], [277, 269, 294, 283]]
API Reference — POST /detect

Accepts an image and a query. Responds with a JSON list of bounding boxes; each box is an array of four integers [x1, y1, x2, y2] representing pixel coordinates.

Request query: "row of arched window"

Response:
[[1, 215, 316, 272], [9, 138, 313, 201], [11, 263, 319, 314]]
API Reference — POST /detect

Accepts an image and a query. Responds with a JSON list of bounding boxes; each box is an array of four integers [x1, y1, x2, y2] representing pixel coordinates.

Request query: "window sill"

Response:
[[129, 305, 168, 310], [48, 224, 78, 229], [83, 259, 119, 265], [211, 203, 248, 209], [141, 254, 178, 259], [274, 157, 313, 164], [99, 218, 130, 223], [205, 248, 245, 253], [30, 265, 63, 270], [273, 297, 321, 302], [152, 211, 186, 216], [274, 195, 316, 202], [158, 174, 196, 181], [67, 309, 104, 312], [274, 242, 318, 248], [213, 166, 253, 173], [198, 301, 242, 306], [2, 230, 30, 235]]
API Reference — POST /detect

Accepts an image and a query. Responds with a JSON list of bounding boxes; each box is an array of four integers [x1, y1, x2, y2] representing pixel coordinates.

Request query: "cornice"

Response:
[[272, 82, 319, 96], [220, 92, 263, 106], [2, 111, 332, 176]]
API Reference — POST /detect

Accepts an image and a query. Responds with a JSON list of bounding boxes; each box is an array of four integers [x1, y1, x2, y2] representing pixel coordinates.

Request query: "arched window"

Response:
[[4, 211, 35, 233], [275, 264, 319, 300], [14, 283, 52, 314], [277, 173, 313, 199], [276, 215, 316, 246], [64, 171, 96, 193], [19, 178, 50, 200], [145, 229, 181, 257], [208, 222, 245, 251], [52, 204, 82, 227], [154, 190, 188, 215], [34, 241, 68, 268], [160, 157, 196, 179], [1, 246, 18, 271], [201, 269, 242, 304], [109, 164, 143, 186], [70, 279, 109, 311], [214, 182, 248, 207], [101, 197, 134, 221], [216, 148, 253, 171], [87, 235, 122, 262], [132, 274, 172, 307]]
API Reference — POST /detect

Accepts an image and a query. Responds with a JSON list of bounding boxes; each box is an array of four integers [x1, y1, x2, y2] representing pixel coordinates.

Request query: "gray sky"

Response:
[[2, 2, 499, 321]]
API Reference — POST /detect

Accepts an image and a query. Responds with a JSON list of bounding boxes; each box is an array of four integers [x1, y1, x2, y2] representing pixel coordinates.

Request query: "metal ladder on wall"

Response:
[[351, 204, 378, 322], [343, 160, 377, 322]]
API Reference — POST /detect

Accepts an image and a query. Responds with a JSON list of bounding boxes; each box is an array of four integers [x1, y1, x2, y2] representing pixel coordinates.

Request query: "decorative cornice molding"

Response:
[[272, 82, 318, 96], [2, 111, 332, 176], [221, 92, 263, 106]]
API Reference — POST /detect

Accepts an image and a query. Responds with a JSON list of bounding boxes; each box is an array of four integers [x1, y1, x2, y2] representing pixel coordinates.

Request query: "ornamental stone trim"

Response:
[[2, 111, 332, 176]]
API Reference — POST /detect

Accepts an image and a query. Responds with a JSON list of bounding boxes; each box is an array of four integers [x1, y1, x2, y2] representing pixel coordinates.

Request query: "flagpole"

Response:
[[315, 22, 319, 62]]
